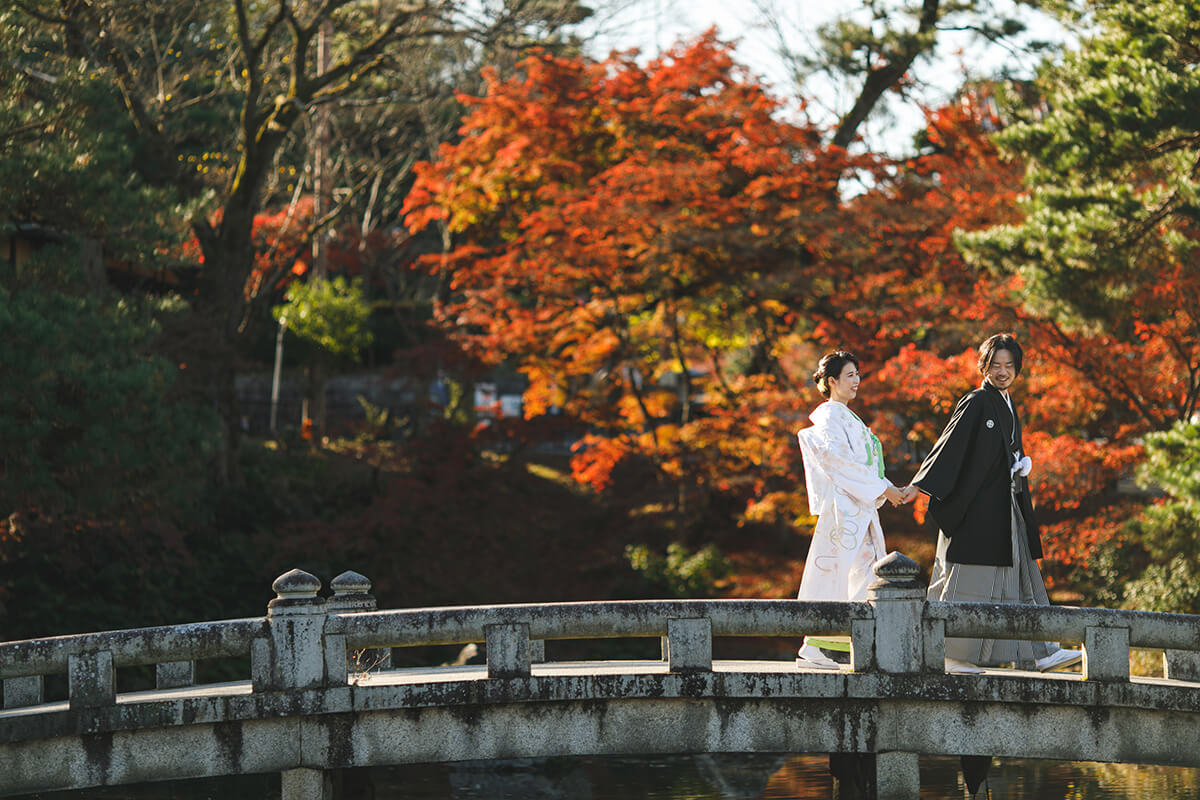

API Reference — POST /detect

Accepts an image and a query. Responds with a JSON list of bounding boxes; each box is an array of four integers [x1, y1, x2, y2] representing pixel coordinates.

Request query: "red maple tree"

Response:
[[403, 36, 1196, 590], [404, 32, 861, 522]]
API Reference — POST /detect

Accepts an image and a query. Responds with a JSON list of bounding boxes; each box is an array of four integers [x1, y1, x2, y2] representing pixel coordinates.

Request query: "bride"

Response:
[[794, 351, 914, 669]]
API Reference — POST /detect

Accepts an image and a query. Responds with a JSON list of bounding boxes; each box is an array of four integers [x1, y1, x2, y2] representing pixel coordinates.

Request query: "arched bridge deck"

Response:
[[3, 553, 1200, 799]]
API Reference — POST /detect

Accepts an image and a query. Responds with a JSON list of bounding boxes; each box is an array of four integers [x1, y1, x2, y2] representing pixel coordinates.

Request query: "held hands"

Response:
[[884, 484, 920, 507]]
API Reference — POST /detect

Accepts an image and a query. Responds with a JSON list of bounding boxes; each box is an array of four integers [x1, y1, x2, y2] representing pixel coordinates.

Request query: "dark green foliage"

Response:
[[1121, 421, 1200, 612], [1090, 421, 1200, 613], [1123, 556, 1200, 614], [962, 0, 1200, 328], [0, 9, 183, 263], [0, 283, 216, 517], [624, 543, 732, 598]]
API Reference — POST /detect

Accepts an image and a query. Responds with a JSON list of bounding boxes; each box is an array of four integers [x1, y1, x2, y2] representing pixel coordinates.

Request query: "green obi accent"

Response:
[[848, 407, 885, 480]]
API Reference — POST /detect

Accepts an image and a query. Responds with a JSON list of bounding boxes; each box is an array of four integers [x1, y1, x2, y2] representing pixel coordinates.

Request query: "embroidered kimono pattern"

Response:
[[795, 401, 892, 603]]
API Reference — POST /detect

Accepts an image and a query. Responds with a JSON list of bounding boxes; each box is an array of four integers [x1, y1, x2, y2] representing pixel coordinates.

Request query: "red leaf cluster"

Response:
[[402, 36, 1200, 575]]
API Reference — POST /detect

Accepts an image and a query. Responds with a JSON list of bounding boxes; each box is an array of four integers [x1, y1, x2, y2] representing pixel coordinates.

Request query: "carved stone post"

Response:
[[155, 660, 196, 689], [663, 618, 713, 673], [327, 571, 376, 613], [1164, 650, 1200, 681], [3, 675, 44, 708], [68, 650, 115, 711], [256, 568, 327, 691], [260, 569, 331, 800], [486, 623, 532, 679], [1083, 625, 1130, 682], [328, 570, 389, 675], [863, 552, 924, 800], [867, 552, 926, 674]]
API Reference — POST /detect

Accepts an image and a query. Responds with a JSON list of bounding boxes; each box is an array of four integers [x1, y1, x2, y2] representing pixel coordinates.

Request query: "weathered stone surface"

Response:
[[485, 623, 531, 680], [874, 751, 920, 800], [3, 676, 44, 709], [1084, 626, 1131, 682], [1164, 650, 1200, 682], [6, 560, 1200, 799], [155, 661, 195, 690], [68, 651, 114, 711], [268, 570, 324, 618], [665, 618, 712, 673], [327, 572, 375, 613], [868, 554, 925, 674]]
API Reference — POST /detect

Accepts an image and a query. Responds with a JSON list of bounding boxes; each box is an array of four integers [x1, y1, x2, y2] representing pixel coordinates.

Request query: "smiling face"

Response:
[[984, 348, 1018, 392], [828, 361, 861, 404]]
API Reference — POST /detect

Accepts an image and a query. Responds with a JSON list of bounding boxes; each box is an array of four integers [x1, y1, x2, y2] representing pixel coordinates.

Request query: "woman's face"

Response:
[[828, 361, 860, 403]]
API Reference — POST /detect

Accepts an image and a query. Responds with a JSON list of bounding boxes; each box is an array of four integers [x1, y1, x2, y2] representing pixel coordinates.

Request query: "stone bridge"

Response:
[[3, 552, 1200, 799]]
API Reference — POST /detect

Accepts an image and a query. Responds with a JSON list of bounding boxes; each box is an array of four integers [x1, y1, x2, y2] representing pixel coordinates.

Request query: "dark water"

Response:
[[24, 754, 1200, 799]]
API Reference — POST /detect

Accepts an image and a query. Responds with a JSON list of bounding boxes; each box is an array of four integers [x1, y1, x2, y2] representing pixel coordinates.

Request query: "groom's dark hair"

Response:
[[977, 333, 1023, 376]]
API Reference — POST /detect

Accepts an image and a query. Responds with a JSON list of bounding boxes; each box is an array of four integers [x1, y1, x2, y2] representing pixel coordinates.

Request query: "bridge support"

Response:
[[829, 752, 918, 800], [281, 767, 332, 800], [261, 569, 337, 800], [840, 553, 924, 800], [875, 752, 919, 799]]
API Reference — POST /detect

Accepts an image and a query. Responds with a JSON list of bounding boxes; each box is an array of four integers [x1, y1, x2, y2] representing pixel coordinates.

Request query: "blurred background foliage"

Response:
[[2, 0, 1199, 644]]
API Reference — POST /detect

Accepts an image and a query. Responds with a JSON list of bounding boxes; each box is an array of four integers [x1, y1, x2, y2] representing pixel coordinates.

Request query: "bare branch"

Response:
[[832, 0, 941, 150]]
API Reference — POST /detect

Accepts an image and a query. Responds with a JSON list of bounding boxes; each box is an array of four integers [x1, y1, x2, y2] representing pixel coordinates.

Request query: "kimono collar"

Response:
[[981, 380, 1019, 448], [981, 380, 1012, 405]]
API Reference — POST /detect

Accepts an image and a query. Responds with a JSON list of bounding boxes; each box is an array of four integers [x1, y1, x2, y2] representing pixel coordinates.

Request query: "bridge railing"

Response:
[[333, 597, 874, 676], [0, 618, 266, 709], [5, 552, 1200, 716], [932, 601, 1200, 682]]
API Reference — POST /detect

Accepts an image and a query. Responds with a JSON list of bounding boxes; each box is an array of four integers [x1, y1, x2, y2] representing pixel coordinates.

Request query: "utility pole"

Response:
[[305, 17, 334, 441]]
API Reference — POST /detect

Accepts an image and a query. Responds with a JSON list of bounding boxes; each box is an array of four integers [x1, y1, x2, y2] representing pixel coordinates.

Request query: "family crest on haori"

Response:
[[911, 333, 1082, 675]]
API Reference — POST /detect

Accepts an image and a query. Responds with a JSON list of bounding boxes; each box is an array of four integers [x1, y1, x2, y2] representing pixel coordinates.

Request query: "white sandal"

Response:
[[796, 643, 841, 670]]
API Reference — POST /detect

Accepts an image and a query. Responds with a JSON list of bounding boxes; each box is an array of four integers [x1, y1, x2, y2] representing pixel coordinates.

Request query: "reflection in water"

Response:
[[383, 755, 1200, 800], [28, 754, 1200, 799]]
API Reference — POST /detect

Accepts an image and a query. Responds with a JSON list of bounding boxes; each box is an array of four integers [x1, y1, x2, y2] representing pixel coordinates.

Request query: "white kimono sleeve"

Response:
[[797, 402, 891, 511]]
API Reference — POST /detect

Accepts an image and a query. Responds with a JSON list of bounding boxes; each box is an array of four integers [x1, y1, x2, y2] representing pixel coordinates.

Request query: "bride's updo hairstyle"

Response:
[[813, 350, 859, 399]]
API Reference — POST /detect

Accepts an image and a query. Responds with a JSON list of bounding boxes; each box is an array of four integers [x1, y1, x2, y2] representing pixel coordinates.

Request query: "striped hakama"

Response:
[[926, 481, 1058, 667]]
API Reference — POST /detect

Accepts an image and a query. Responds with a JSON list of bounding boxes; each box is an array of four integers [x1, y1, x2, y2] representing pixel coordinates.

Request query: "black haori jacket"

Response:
[[911, 382, 1042, 566]]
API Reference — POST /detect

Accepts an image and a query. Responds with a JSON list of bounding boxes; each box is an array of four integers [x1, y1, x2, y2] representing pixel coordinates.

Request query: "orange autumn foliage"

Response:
[[404, 32, 854, 512], [404, 37, 1196, 582]]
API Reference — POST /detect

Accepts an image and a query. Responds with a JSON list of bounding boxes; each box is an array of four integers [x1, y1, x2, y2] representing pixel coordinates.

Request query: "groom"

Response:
[[909, 333, 1082, 674]]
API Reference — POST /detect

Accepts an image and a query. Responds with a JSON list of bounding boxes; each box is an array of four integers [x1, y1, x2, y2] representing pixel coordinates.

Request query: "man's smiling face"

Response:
[[985, 349, 1017, 391]]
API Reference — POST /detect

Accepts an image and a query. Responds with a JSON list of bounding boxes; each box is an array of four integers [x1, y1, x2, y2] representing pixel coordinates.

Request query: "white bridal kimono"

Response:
[[795, 400, 892, 603]]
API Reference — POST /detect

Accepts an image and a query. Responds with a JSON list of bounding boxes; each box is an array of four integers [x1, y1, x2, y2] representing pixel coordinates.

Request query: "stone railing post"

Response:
[[663, 618, 713, 673], [1083, 624, 1130, 682], [862, 552, 925, 800], [486, 623, 532, 679], [258, 569, 331, 800], [253, 568, 327, 692], [867, 552, 926, 674], [327, 571, 376, 613], [1163, 650, 1200, 681], [68, 650, 115, 711], [328, 571, 389, 679], [3, 675, 45, 708], [156, 660, 196, 690]]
